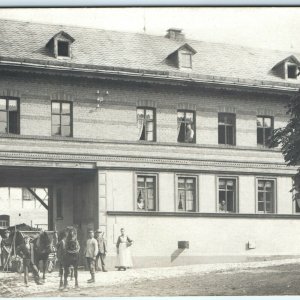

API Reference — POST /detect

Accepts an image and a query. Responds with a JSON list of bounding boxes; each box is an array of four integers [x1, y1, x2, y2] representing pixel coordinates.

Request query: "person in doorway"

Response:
[[116, 228, 133, 271], [219, 200, 227, 213], [17, 235, 42, 287], [1, 229, 12, 271], [95, 229, 107, 272], [185, 124, 194, 143], [85, 230, 98, 283]]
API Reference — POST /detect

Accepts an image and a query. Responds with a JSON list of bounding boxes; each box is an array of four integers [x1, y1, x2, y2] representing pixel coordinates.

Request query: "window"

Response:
[[137, 108, 156, 141], [218, 178, 237, 213], [218, 113, 235, 145], [137, 176, 156, 211], [287, 64, 298, 79], [56, 188, 63, 218], [257, 179, 276, 213], [181, 52, 192, 68], [177, 111, 195, 143], [57, 41, 70, 57], [0, 98, 19, 134], [177, 177, 196, 212], [0, 220, 8, 228], [51, 101, 72, 137], [294, 179, 300, 213], [257, 116, 273, 146]]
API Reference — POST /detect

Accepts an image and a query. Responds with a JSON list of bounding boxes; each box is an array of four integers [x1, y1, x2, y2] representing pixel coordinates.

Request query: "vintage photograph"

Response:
[[0, 6, 300, 297]]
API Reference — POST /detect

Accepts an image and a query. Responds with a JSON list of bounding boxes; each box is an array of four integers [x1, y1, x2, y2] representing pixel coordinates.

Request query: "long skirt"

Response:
[[116, 243, 133, 268]]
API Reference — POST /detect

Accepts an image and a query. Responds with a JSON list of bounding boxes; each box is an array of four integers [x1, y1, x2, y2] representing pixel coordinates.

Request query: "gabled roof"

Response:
[[168, 43, 197, 56], [272, 55, 300, 69], [0, 19, 300, 89], [46, 30, 75, 47]]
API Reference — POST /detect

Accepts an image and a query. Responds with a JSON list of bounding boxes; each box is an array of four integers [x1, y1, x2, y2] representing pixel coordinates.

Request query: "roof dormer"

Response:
[[272, 55, 300, 80], [46, 31, 75, 59], [166, 43, 197, 69]]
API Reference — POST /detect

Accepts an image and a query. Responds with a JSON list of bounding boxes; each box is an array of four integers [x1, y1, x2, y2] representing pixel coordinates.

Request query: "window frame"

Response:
[[175, 174, 198, 213], [257, 115, 274, 147], [286, 63, 298, 79], [292, 177, 300, 214], [134, 172, 159, 212], [255, 177, 277, 214], [177, 110, 196, 144], [57, 40, 71, 58], [180, 52, 193, 69], [0, 97, 20, 134], [216, 176, 239, 213], [51, 101, 73, 137], [218, 112, 236, 146], [136, 107, 156, 142]]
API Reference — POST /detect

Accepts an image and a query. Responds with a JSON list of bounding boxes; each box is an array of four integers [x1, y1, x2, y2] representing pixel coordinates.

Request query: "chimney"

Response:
[[166, 28, 185, 41]]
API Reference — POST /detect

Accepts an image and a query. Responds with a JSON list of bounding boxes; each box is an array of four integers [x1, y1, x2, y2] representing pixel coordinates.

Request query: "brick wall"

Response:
[[0, 71, 291, 147]]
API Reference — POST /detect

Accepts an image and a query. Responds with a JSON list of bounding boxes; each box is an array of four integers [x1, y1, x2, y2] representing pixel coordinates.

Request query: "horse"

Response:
[[32, 230, 56, 281], [57, 228, 74, 289], [63, 227, 80, 291]]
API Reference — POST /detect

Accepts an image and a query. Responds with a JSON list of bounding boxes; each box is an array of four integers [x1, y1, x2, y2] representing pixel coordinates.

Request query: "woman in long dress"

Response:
[[116, 228, 133, 271]]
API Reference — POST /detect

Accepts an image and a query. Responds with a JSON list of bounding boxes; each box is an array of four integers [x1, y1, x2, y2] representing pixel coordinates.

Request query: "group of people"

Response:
[[0, 227, 133, 290]]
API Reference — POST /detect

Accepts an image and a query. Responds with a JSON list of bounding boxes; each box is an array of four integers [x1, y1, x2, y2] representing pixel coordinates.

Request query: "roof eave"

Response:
[[0, 57, 298, 94]]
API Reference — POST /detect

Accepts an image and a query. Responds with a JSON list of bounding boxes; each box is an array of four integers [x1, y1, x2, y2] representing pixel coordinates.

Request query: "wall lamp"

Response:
[[96, 90, 109, 108]]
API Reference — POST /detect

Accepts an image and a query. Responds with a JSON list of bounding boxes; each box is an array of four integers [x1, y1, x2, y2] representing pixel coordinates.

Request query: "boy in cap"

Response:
[[17, 235, 41, 287], [95, 229, 107, 272], [85, 230, 98, 283]]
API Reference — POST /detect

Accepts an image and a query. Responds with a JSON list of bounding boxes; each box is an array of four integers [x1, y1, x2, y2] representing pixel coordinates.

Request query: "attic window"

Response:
[[57, 41, 69, 57], [181, 52, 192, 68], [287, 64, 298, 79]]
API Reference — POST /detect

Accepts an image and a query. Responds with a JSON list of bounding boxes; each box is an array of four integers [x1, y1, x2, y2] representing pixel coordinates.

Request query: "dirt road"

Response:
[[29, 264, 300, 297], [2, 259, 300, 297]]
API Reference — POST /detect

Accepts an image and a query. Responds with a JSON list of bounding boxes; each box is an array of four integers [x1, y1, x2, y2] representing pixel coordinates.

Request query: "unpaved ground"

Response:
[[2, 259, 300, 297]]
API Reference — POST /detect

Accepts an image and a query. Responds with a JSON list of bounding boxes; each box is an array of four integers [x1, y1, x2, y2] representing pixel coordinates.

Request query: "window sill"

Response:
[[107, 211, 300, 219]]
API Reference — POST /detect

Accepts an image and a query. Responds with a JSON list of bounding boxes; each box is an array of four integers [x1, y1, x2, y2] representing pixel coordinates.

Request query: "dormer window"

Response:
[[57, 41, 70, 57], [46, 31, 75, 59], [271, 55, 300, 80], [287, 64, 298, 79], [166, 43, 196, 70]]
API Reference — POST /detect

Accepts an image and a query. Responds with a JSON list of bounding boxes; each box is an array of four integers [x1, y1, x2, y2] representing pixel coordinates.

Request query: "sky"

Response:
[[0, 7, 300, 52]]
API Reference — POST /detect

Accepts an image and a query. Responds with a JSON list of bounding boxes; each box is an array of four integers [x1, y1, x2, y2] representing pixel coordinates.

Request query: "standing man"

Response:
[[85, 230, 98, 283], [17, 235, 42, 287], [95, 229, 107, 272], [1, 229, 12, 271]]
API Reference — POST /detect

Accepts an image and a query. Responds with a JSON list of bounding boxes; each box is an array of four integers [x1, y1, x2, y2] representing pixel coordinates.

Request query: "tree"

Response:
[[271, 89, 300, 186]]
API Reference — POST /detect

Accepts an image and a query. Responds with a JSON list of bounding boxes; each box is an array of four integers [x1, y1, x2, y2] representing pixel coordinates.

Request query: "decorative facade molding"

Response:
[[136, 99, 157, 108], [107, 211, 300, 219], [177, 103, 197, 111], [257, 108, 275, 116], [0, 88, 21, 98], [218, 106, 237, 114], [50, 92, 74, 101]]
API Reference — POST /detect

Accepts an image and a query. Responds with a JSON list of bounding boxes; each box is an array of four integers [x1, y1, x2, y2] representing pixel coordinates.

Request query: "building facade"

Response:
[[0, 19, 300, 268]]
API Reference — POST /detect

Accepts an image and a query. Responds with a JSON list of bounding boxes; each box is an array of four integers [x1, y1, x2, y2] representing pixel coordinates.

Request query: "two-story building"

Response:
[[0, 19, 300, 268]]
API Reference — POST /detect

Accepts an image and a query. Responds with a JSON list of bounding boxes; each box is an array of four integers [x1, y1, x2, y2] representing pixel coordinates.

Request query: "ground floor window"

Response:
[[177, 177, 196, 212], [257, 179, 276, 213], [218, 178, 237, 213], [137, 175, 156, 211]]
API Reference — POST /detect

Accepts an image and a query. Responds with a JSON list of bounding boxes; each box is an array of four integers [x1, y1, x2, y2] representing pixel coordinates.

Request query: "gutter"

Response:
[[0, 58, 299, 93]]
